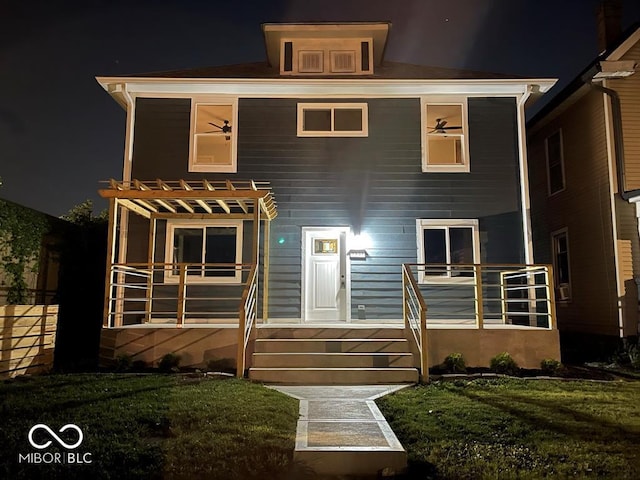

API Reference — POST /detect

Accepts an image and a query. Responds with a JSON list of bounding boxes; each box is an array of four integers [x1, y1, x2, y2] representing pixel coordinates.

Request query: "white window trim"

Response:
[[420, 97, 470, 173], [416, 219, 480, 284], [545, 129, 566, 196], [550, 227, 571, 301], [188, 97, 239, 173], [164, 219, 243, 284], [297, 102, 368, 137]]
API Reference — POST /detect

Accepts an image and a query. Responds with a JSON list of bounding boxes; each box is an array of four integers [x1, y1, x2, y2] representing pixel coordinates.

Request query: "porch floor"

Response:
[[270, 384, 409, 476]]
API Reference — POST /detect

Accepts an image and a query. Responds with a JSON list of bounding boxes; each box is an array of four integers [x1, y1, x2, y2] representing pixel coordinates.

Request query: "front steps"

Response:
[[249, 326, 418, 384]]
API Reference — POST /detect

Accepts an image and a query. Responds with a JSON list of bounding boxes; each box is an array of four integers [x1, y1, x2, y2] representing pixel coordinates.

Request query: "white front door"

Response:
[[303, 227, 349, 322]]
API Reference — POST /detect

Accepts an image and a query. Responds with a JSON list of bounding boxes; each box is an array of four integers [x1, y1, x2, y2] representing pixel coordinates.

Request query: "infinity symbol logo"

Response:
[[28, 424, 84, 450]]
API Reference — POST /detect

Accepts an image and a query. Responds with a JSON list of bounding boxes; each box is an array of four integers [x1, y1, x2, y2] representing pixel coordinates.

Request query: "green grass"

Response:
[[377, 379, 640, 479], [0, 374, 300, 480]]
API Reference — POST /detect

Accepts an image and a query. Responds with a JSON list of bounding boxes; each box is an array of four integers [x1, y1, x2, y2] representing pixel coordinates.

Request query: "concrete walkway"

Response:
[[270, 385, 410, 476]]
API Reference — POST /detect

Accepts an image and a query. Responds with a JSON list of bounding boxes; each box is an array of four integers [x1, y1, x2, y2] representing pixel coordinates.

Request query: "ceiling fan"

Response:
[[205, 119, 232, 140], [429, 118, 462, 134]]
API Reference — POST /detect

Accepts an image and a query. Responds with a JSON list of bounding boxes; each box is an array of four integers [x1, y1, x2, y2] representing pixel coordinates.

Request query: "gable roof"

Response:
[[528, 22, 640, 129]]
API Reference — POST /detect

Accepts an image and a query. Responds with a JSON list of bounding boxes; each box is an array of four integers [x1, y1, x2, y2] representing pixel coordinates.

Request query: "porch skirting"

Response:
[[100, 327, 255, 369], [100, 325, 559, 371]]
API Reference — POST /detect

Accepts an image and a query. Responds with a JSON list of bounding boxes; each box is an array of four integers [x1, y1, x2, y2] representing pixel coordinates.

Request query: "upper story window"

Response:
[[189, 99, 238, 173], [297, 103, 368, 137], [545, 129, 565, 195], [421, 98, 470, 173], [281, 38, 373, 75], [416, 219, 480, 283]]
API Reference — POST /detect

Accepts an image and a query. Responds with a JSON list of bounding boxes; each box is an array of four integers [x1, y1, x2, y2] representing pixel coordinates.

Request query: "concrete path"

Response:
[[270, 385, 410, 476]]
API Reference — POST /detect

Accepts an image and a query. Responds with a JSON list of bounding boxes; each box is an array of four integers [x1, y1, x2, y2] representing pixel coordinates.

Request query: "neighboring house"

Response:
[[527, 10, 639, 359], [97, 22, 559, 382]]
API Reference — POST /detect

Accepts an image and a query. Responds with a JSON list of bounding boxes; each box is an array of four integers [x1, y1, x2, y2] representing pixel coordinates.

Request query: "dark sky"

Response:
[[1, 0, 639, 216]]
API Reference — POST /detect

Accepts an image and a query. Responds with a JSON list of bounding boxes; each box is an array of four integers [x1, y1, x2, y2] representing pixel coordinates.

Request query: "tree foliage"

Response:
[[0, 200, 50, 304]]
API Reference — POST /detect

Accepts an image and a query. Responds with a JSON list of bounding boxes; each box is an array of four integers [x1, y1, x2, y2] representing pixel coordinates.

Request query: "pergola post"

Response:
[[103, 198, 119, 328]]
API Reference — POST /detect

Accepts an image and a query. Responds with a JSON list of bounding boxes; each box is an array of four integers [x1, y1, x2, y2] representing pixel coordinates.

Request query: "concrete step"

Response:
[[254, 338, 410, 353], [252, 352, 414, 368], [258, 327, 406, 340], [249, 367, 419, 384]]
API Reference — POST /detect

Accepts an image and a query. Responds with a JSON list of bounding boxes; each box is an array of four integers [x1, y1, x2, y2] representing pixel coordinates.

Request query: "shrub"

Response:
[[114, 354, 133, 372], [540, 358, 562, 375], [443, 353, 467, 373], [206, 357, 235, 373], [158, 353, 181, 372], [490, 352, 519, 375]]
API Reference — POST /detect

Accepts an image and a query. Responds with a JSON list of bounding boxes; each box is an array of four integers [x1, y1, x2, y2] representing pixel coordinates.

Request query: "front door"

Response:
[[302, 227, 349, 321]]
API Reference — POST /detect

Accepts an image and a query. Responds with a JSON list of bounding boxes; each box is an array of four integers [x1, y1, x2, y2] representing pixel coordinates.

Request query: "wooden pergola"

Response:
[[99, 179, 277, 328]]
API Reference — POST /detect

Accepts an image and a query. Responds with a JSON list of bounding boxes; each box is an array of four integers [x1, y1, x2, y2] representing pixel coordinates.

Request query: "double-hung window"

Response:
[[545, 129, 565, 195], [189, 99, 238, 173], [165, 220, 243, 283], [421, 98, 470, 172], [297, 103, 368, 137], [417, 219, 480, 282]]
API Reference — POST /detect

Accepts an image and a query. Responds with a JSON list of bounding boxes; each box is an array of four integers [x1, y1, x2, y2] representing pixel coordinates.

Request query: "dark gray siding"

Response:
[[130, 96, 523, 319]]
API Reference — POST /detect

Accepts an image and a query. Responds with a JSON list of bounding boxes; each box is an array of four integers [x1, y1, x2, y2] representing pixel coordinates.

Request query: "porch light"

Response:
[[348, 231, 372, 259]]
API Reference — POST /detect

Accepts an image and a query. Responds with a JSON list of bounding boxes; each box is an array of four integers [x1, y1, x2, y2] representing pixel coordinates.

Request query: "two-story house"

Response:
[[97, 22, 559, 383], [528, 4, 639, 361]]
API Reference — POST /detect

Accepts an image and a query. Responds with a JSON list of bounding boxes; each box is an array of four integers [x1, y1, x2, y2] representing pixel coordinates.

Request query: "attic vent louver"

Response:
[[299, 51, 323, 73], [331, 51, 356, 73]]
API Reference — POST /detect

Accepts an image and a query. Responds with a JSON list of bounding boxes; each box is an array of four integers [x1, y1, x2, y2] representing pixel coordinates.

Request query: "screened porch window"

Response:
[[166, 221, 243, 283]]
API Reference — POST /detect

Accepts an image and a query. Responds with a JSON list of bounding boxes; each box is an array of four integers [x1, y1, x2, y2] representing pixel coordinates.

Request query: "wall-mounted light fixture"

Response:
[[348, 231, 372, 259]]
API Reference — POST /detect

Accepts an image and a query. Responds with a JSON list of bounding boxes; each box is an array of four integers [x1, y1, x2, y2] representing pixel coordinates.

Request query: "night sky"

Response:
[[1, 0, 639, 216]]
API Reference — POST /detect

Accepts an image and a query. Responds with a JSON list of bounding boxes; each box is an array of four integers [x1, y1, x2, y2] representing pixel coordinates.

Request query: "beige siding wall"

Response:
[[529, 90, 619, 336], [612, 40, 640, 191], [615, 197, 640, 336]]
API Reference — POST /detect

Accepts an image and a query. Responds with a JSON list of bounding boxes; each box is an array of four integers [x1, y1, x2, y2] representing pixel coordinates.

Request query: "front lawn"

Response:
[[0, 374, 300, 480], [377, 379, 640, 479]]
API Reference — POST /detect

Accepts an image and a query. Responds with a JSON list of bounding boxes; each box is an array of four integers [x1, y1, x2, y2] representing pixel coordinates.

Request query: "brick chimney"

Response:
[[597, 0, 622, 52]]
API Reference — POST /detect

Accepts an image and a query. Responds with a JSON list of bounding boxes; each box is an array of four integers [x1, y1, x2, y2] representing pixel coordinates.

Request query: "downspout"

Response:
[[516, 85, 534, 264], [582, 62, 636, 199]]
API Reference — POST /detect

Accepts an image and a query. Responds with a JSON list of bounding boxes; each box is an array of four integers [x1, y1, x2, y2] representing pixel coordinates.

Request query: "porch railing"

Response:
[[104, 262, 255, 327], [236, 264, 258, 377], [402, 264, 428, 383], [402, 263, 557, 380]]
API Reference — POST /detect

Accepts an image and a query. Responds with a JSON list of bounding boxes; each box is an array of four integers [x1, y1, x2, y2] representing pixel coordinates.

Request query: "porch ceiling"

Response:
[[99, 179, 277, 220]]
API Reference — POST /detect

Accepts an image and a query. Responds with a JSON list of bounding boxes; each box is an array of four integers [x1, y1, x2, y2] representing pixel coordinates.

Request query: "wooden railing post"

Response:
[[237, 304, 246, 378], [402, 267, 409, 330], [419, 306, 428, 383], [176, 264, 186, 328], [546, 265, 557, 330], [474, 264, 484, 329]]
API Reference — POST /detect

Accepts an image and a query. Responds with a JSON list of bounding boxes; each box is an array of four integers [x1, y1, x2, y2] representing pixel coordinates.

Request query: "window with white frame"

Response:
[[297, 103, 368, 137], [422, 98, 470, 172], [189, 100, 238, 173], [165, 220, 243, 283], [545, 129, 565, 195], [551, 228, 571, 300], [416, 219, 480, 282]]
